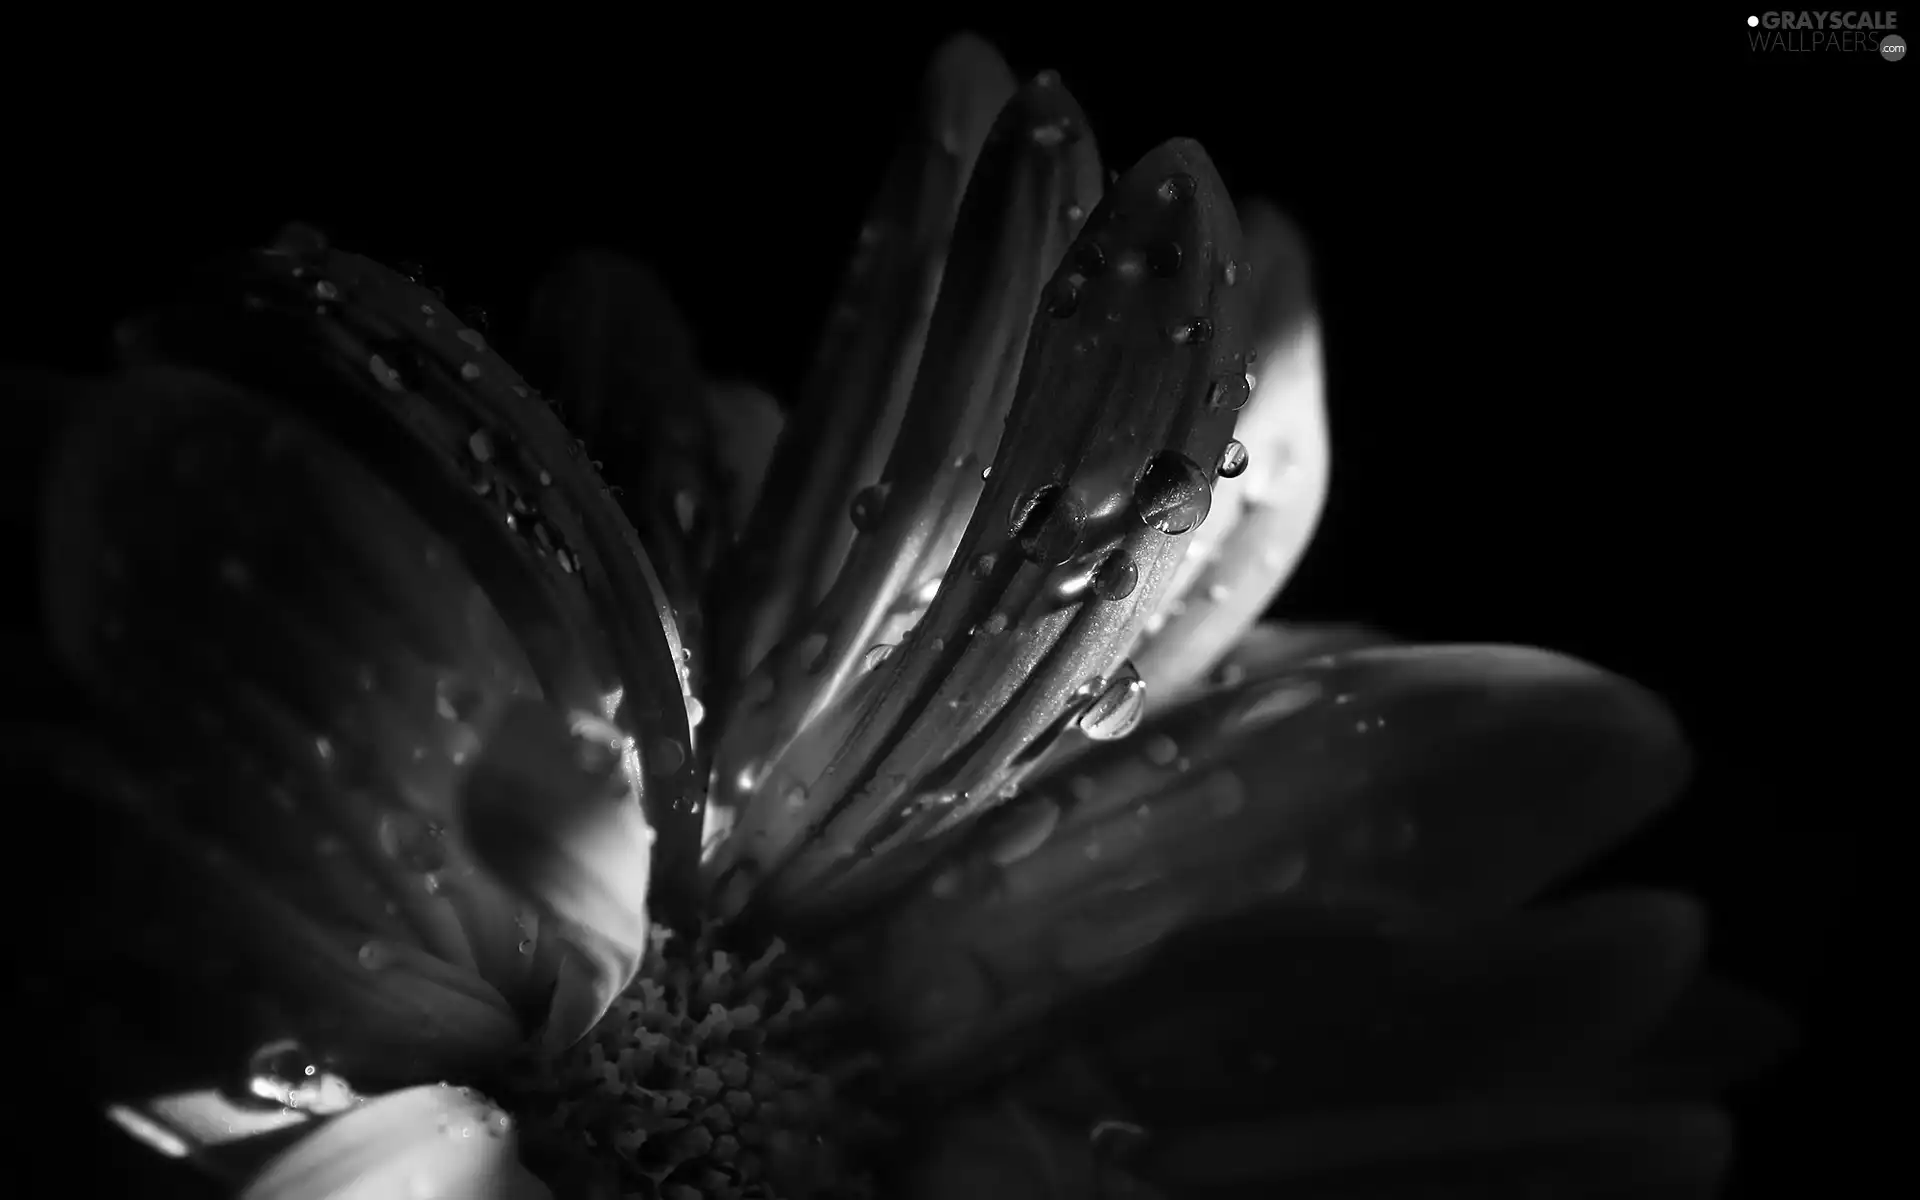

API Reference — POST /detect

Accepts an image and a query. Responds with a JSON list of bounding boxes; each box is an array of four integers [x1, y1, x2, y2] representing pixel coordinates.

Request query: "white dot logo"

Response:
[[1747, 14, 1759, 26]]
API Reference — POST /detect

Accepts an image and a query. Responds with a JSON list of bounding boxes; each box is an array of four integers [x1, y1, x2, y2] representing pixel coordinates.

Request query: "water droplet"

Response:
[[1146, 241, 1183, 277], [1090, 551, 1138, 601], [1157, 173, 1197, 204], [986, 798, 1060, 866], [982, 611, 1009, 636], [314, 737, 336, 765], [686, 695, 706, 729], [468, 430, 494, 463], [1222, 260, 1243, 286], [1029, 121, 1068, 147], [1133, 450, 1213, 535], [1169, 318, 1214, 346], [849, 483, 890, 532], [1206, 582, 1231, 603], [1009, 483, 1086, 565], [930, 868, 963, 898], [864, 643, 895, 671], [357, 940, 391, 969], [674, 489, 699, 533], [435, 675, 485, 723], [650, 737, 686, 775], [457, 328, 486, 351], [518, 937, 534, 954], [379, 811, 448, 874], [1044, 276, 1081, 318], [782, 785, 808, 813], [1062, 202, 1086, 222], [981, 465, 993, 481], [1143, 734, 1179, 766], [970, 552, 998, 579], [1217, 439, 1249, 479], [460, 362, 483, 382], [1079, 662, 1146, 741]]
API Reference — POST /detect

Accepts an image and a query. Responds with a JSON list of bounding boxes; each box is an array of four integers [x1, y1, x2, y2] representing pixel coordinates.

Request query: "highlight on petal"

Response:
[[1129, 198, 1331, 708], [1202, 618, 1394, 685], [708, 136, 1256, 928], [860, 643, 1690, 1076], [711, 33, 1018, 694], [707, 63, 1103, 906], [458, 697, 655, 1052], [240, 1085, 552, 1200]]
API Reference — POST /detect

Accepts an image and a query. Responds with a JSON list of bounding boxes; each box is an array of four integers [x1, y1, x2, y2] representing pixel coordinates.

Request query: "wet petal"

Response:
[[709, 67, 1102, 900], [711, 34, 1017, 692], [118, 229, 704, 910], [1203, 619, 1395, 685], [861, 644, 1688, 1075], [1130, 199, 1330, 706], [459, 696, 655, 1053], [1025, 891, 1706, 1124], [712, 138, 1254, 927], [1601, 974, 1800, 1101], [1138, 1102, 1730, 1197], [240, 1085, 551, 1200]]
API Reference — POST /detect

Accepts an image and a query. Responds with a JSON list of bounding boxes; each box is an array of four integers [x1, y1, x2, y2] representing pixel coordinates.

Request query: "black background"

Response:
[[7, 11, 1890, 1196]]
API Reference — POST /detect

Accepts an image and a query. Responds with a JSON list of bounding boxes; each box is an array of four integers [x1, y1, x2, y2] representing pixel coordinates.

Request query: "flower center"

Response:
[[500, 922, 891, 1199]]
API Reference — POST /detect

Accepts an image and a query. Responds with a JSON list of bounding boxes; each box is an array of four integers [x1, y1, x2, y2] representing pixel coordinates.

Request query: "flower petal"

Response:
[[1129, 199, 1330, 708], [712, 138, 1255, 928], [1021, 891, 1706, 1124], [704, 380, 785, 538], [860, 644, 1687, 1075], [710, 33, 1017, 692], [708, 66, 1102, 907], [239, 1085, 552, 1200], [458, 696, 655, 1053], [1137, 1102, 1730, 1197], [1204, 618, 1395, 685], [118, 229, 704, 909], [904, 1103, 1167, 1200]]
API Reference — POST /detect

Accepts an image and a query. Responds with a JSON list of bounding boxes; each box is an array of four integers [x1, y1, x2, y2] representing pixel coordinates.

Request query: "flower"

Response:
[[13, 32, 1789, 1200]]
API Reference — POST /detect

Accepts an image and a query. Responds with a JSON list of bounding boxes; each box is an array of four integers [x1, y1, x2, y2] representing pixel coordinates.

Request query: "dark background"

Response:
[[7, 12, 1888, 1196]]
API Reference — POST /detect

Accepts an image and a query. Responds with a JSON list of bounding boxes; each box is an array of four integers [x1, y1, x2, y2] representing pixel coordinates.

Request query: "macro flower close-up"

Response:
[[8, 29, 1819, 1200]]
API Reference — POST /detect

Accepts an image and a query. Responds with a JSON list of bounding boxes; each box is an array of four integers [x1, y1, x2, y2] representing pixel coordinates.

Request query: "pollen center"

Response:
[[501, 923, 890, 1199]]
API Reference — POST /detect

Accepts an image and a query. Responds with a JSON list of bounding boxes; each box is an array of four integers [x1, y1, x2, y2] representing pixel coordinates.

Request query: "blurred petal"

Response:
[[712, 33, 1017, 690], [1600, 974, 1800, 1101], [1129, 199, 1330, 707], [116, 228, 705, 909], [861, 644, 1688, 1075], [459, 696, 655, 1053], [1204, 618, 1394, 685], [1139, 1103, 1730, 1198], [709, 66, 1102, 898], [904, 1103, 1167, 1200], [715, 138, 1256, 927], [704, 380, 785, 538], [1023, 891, 1706, 1124], [240, 1085, 552, 1200]]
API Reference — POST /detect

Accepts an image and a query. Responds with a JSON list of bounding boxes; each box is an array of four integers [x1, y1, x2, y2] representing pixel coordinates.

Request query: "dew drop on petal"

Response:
[[1146, 241, 1183, 278], [849, 483, 890, 532], [1090, 550, 1138, 601], [1079, 661, 1146, 742], [1169, 318, 1214, 346], [1217, 440, 1249, 479], [1044, 277, 1081, 318], [864, 643, 895, 671], [986, 798, 1061, 867], [1143, 734, 1179, 767], [378, 811, 448, 874], [1206, 373, 1252, 412], [1010, 483, 1086, 565], [1133, 451, 1213, 535], [1157, 173, 1197, 204], [686, 695, 706, 729]]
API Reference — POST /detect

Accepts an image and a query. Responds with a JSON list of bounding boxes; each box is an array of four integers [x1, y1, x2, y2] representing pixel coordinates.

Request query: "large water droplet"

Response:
[[1070, 241, 1107, 276], [1146, 241, 1183, 278], [1009, 483, 1086, 565], [1079, 661, 1146, 741], [985, 797, 1061, 867], [1217, 439, 1249, 479], [1133, 451, 1213, 535], [1206, 373, 1252, 412], [1044, 277, 1081, 318], [1143, 734, 1179, 766], [1090, 550, 1138, 601], [1157, 173, 1197, 204], [849, 483, 890, 532]]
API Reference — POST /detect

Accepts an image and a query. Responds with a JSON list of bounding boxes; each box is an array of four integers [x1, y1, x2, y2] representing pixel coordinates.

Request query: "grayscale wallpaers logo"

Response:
[[1746, 11, 1904, 56]]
